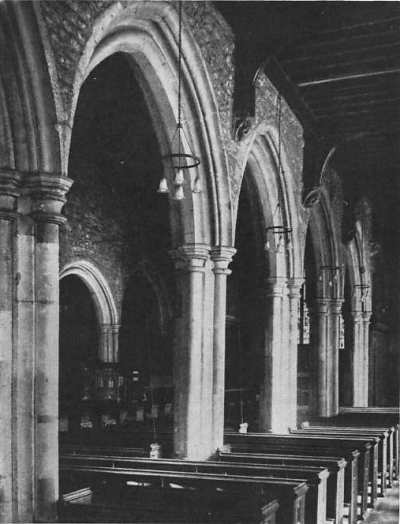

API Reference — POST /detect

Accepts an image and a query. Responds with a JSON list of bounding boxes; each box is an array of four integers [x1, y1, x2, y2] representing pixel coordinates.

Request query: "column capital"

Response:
[[330, 298, 344, 314], [266, 276, 286, 297], [362, 311, 372, 322], [0, 168, 22, 217], [315, 298, 330, 315], [170, 243, 211, 272], [211, 246, 236, 275], [286, 277, 304, 298], [351, 310, 363, 322], [24, 172, 73, 224]]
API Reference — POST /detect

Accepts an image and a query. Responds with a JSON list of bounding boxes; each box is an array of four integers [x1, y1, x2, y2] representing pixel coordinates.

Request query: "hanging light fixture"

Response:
[[265, 96, 292, 253], [354, 283, 370, 303], [319, 265, 342, 288], [265, 223, 292, 254], [157, 1, 201, 200]]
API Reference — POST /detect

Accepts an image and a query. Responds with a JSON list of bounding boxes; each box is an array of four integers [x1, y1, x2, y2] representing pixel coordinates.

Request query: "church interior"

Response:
[[0, 1, 399, 523]]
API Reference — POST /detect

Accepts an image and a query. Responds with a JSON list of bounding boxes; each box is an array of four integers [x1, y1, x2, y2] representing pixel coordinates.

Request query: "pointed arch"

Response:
[[60, 260, 118, 327], [0, 2, 61, 173], [54, 1, 232, 248], [238, 128, 303, 281]]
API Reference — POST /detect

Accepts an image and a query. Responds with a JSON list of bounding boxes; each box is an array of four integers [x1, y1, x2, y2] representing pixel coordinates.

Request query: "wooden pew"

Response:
[[218, 451, 346, 524], [61, 453, 328, 524], [61, 443, 146, 457], [290, 427, 380, 512], [225, 432, 367, 524], [61, 464, 307, 524], [321, 408, 400, 481], [308, 417, 396, 489], [60, 485, 280, 524], [299, 423, 390, 497]]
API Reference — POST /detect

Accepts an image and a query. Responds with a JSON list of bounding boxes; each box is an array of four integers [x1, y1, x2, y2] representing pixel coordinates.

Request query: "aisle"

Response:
[[364, 482, 399, 524]]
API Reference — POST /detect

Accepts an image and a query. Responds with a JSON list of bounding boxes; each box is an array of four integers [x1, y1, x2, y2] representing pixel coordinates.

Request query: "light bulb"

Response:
[[276, 235, 284, 254], [192, 176, 202, 193], [174, 169, 184, 185], [173, 185, 184, 200], [265, 239, 271, 251], [157, 177, 169, 193]]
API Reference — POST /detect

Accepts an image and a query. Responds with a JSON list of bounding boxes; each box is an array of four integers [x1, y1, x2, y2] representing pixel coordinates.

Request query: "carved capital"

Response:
[[0, 168, 22, 216], [330, 298, 344, 315], [362, 311, 372, 323], [351, 310, 363, 323], [233, 116, 255, 142], [211, 246, 236, 275], [266, 277, 286, 298], [315, 298, 330, 316], [171, 243, 211, 272], [286, 277, 304, 299], [24, 173, 73, 224]]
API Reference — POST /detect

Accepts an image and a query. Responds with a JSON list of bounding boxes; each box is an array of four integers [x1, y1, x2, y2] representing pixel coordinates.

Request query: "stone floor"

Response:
[[363, 482, 399, 524]]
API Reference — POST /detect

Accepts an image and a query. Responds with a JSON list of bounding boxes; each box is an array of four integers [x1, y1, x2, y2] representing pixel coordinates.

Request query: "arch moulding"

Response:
[[60, 260, 119, 363]]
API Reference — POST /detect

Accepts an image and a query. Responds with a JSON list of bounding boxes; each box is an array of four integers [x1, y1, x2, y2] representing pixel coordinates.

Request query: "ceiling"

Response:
[[216, 2, 400, 182]]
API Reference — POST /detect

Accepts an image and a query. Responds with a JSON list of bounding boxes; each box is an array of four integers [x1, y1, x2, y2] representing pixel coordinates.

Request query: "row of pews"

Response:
[[59, 407, 399, 524]]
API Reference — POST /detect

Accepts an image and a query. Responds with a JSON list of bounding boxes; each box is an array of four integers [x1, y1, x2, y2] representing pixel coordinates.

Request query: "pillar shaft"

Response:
[[315, 299, 330, 416], [99, 324, 120, 363], [172, 244, 214, 459], [259, 278, 290, 432], [34, 219, 60, 522], [0, 171, 20, 523], [210, 247, 235, 451], [287, 279, 303, 427], [351, 310, 370, 407], [330, 299, 344, 416], [28, 174, 72, 522], [14, 214, 35, 522]]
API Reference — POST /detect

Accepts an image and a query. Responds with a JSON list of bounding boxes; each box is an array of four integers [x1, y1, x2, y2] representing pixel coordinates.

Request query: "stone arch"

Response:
[[239, 128, 303, 281], [346, 220, 372, 313], [343, 211, 373, 407], [0, 2, 61, 173], [60, 260, 119, 363], [231, 124, 303, 432], [56, 1, 232, 248], [308, 186, 344, 299]]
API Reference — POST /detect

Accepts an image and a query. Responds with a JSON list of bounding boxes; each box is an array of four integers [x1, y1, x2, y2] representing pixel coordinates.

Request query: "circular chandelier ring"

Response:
[[163, 153, 201, 170]]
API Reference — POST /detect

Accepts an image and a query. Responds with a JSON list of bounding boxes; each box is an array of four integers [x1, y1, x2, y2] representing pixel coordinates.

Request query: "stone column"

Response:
[[315, 298, 330, 416], [0, 170, 20, 523], [99, 324, 120, 363], [259, 277, 288, 432], [287, 279, 303, 428], [14, 184, 36, 522], [172, 244, 214, 459], [351, 310, 367, 406], [210, 247, 235, 451], [330, 299, 344, 416], [27, 173, 72, 522], [352, 310, 371, 407]]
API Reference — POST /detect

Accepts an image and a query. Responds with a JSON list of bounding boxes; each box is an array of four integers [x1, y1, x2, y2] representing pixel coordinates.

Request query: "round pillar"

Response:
[[315, 298, 330, 416], [210, 246, 235, 451], [171, 244, 214, 459], [27, 173, 72, 522], [0, 170, 20, 523]]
